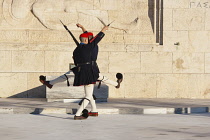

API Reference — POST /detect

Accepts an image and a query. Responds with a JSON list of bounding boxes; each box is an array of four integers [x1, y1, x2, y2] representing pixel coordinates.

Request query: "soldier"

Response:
[[39, 24, 123, 120]]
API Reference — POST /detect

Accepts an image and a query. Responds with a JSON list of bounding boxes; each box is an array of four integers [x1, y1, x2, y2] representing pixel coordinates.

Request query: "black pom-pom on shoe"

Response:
[[81, 109, 89, 118], [116, 73, 123, 89], [39, 75, 46, 81], [116, 73, 123, 79]]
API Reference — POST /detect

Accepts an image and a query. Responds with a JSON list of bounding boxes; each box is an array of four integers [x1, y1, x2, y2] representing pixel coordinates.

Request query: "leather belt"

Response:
[[77, 61, 96, 66]]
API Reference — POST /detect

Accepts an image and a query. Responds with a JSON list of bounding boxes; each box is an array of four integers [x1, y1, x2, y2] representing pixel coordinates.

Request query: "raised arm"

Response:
[[90, 26, 109, 44]]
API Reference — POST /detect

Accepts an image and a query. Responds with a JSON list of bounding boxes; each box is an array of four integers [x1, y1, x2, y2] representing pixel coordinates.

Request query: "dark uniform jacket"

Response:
[[72, 32, 105, 86], [84, 31, 99, 62]]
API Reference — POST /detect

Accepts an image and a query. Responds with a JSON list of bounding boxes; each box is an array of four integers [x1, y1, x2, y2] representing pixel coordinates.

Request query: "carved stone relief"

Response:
[[2, 0, 154, 34], [3, 0, 34, 26]]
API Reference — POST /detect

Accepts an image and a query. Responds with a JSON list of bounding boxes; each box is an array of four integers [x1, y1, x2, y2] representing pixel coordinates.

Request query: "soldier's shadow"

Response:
[[31, 114, 73, 120]]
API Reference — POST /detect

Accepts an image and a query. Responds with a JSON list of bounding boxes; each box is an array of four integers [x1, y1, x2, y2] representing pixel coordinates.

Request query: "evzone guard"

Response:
[[39, 23, 123, 120]]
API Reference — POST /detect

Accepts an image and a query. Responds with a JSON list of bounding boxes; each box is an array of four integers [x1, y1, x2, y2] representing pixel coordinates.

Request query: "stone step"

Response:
[[47, 98, 107, 103], [0, 106, 209, 115]]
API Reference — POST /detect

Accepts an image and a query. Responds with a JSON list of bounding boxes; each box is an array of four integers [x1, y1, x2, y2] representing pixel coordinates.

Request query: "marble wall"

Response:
[[0, 0, 210, 99]]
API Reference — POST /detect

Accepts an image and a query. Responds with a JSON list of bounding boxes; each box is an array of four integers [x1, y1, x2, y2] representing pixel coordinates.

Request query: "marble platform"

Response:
[[46, 75, 108, 102]]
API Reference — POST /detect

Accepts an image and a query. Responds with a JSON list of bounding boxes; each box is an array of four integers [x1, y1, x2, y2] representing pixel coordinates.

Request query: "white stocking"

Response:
[[49, 71, 72, 85], [75, 84, 97, 116], [98, 73, 118, 87]]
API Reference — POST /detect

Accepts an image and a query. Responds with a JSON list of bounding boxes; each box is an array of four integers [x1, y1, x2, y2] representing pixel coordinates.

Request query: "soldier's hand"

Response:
[[76, 23, 83, 28], [101, 26, 109, 33]]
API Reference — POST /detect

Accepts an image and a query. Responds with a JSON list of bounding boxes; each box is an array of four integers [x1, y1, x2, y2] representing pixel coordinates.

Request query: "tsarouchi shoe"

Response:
[[74, 115, 87, 120], [39, 75, 53, 89], [88, 112, 98, 116], [116, 73, 123, 89]]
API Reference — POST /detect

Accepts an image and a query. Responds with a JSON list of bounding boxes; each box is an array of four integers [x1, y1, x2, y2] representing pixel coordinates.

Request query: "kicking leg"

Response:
[[98, 73, 123, 88], [39, 71, 72, 88], [49, 71, 72, 85]]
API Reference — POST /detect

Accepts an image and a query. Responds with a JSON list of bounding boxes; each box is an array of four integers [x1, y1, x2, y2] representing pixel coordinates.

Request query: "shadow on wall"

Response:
[[148, 0, 155, 33], [148, 0, 163, 45], [151, 0, 163, 45], [8, 85, 46, 98]]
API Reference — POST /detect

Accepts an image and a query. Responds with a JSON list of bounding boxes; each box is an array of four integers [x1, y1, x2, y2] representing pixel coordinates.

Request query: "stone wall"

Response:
[[0, 0, 210, 99], [153, 0, 210, 99]]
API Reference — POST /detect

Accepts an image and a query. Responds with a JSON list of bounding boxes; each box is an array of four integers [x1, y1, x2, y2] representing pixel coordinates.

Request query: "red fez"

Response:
[[87, 32, 93, 36], [80, 33, 88, 38]]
